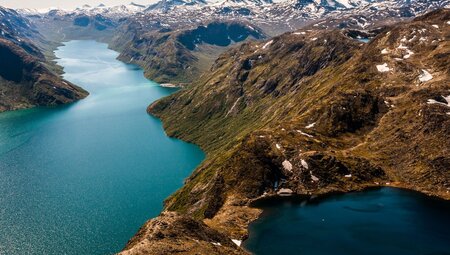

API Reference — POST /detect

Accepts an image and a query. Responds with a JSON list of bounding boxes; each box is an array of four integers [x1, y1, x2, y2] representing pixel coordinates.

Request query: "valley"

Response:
[[0, 0, 449, 254], [0, 40, 205, 255]]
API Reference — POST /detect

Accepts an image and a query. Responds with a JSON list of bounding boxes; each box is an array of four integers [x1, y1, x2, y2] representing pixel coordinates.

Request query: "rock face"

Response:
[[119, 212, 245, 255], [0, 39, 88, 112], [0, 7, 88, 112], [123, 9, 450, 254], [111, 21, 265, 84]]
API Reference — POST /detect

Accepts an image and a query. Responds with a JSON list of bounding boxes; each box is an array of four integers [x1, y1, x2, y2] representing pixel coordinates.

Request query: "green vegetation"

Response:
[[149, 9, 450, 224], [111, 21, 265, 84]]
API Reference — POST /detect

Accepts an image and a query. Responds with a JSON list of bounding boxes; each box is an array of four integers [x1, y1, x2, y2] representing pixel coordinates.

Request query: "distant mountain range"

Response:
[[16, 0, 448, 86], [2, 0, 450, 254], [18, 0, 450, 34], [18, 0, 450, 16]]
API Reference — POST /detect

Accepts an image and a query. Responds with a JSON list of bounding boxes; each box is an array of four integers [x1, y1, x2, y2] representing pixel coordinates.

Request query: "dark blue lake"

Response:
[[244, 187, 450, 255], [0, 40, 204, 254]]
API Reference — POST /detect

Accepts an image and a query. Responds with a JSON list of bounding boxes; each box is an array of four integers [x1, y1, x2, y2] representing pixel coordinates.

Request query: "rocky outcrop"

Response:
[[119, 212, 245, 255], [121, 9, 450, 254]]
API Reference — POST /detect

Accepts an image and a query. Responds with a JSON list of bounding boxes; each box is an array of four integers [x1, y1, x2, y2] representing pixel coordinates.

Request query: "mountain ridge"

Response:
[[117, 8, 450, 254], [0, 6, 88, 112]]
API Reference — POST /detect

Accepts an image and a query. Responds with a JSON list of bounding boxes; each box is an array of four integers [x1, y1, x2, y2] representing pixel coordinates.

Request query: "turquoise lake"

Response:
[[244, 187, 450, 255], [0, 40, 205, 254], [1, 41, 449, 255]]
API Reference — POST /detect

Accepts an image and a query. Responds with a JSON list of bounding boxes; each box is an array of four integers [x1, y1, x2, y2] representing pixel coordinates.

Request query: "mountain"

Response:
[[0, 7, 45, 58], [0, 7, 87, 112], [146, 0, 208, 12], [77, 2, 148, 16], [23, 0, 449, 31], [19, 0, 448, 49], [111, 20, 265, 84], [23, 10, 121, 46], [90, 0, 447, 85], [129, 0, 449, 35], [117, 9, 450, 254]]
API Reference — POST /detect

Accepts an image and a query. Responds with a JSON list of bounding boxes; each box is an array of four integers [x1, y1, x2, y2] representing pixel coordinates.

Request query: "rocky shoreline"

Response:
[[119, 182, 450, 255]]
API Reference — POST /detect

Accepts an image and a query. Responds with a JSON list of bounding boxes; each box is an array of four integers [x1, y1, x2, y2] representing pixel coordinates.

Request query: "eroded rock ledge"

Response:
[[119, 212, 246, 255]]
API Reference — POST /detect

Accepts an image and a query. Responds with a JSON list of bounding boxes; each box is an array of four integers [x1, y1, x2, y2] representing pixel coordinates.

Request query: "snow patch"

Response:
[[432, 24, 439, 28], [232, 239, 242, 246], [381, 48, 389, 54], [296, 130, 313, 137], [335, 0, 352, 8], [211, 242, 221, 246], [301, 159, 309, 169], [276, 143, 282, 149], [262, 40, 273, 49], [398, 44, 408, 49], [305, 122, 316, 129], [403, 49, 414, 59], [344, 174, 352, 178], [418, 69, 433, 82], [427, 95, 450, 107], [376, 63, 390, 72], [282, 160, 293, 172], [310, 171, 319, 182]]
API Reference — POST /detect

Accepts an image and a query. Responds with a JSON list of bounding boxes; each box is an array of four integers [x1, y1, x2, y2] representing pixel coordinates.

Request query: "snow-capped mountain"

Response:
[[18, 0, 450, 35], [18, 2, 148, 17], [146, 0, 209, 12], [19, 0, 450, 19], [74, 2, 148, 16], [216, 0, 274, 6]]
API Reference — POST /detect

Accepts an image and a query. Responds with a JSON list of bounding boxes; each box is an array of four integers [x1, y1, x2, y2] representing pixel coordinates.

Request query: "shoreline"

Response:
[[137, 91, 450, 254], [240, 185, 450, 254], [237, 183, 450, 253]]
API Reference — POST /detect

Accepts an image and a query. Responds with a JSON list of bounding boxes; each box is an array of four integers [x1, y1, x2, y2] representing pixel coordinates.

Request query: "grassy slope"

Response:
[[148, 9, 450, 228]]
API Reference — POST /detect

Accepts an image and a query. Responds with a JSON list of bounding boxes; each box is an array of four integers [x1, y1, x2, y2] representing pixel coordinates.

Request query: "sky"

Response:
[[0, 0, 157, 10]]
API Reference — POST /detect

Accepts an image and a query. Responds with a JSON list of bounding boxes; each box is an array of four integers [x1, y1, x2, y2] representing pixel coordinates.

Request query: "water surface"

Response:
[[244, 188, 450, 255], [0, 40, 204, 254], [357, 38, 370, 43]]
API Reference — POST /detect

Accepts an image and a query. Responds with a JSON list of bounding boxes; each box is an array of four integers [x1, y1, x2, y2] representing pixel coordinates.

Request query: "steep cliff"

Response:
[[0, 39, 88, 112], [0, 7, 88, 112]]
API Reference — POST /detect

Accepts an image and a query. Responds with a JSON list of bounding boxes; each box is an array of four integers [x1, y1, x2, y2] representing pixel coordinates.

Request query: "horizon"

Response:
[[0, 0, 157, 10]]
